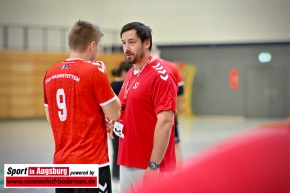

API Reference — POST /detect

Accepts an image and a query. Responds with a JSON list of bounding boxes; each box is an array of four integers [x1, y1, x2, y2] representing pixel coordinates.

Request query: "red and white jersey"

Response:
[[43, 58, 116, 165], [117, 58, 177, 172], [161, 59, 184, 87]]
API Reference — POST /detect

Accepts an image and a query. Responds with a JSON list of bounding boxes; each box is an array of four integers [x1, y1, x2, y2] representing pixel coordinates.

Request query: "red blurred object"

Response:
[[132, 126, 290, 193], [229, 68, 239, 90]]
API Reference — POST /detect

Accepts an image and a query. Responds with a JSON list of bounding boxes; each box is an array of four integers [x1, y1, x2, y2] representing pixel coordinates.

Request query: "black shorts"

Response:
[[55, 165, 112, 193]]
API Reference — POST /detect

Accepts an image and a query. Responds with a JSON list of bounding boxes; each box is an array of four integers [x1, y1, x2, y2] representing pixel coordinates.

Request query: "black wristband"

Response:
[[148, 162, 160, 170]]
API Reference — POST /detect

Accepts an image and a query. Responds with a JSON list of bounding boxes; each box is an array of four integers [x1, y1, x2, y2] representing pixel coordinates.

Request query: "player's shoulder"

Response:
[[149, 59, 173, 81], [81, 60, 106, 74], [161, 59, 178, 71], [161, 59, 176, 66], [45, 60, 65, 75]]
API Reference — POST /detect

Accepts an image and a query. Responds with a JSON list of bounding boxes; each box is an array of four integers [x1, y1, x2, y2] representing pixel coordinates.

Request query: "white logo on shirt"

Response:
[[152, 63, 169, 81], [133, 82, 140, 89], [97, 66, 105, 73], [90, 61, 105, 73]]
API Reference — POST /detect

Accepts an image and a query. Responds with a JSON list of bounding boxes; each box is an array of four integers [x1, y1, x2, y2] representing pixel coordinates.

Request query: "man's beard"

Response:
[[126, 55, 136, 64], [125, 51, 145, 65], [125, 53, 137, 64]]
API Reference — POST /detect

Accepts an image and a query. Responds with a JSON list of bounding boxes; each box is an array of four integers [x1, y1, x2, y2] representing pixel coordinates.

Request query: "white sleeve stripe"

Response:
[[44, 104, 48, 107], [100, 95, 117, 106], [178, 81, 184, 86]]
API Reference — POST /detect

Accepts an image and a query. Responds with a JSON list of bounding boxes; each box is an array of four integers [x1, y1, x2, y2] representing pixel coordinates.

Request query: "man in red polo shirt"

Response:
[[115, 22, 177, 193]]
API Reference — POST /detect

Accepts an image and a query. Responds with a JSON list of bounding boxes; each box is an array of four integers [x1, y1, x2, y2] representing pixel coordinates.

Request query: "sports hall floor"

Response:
[[0, 116, 288, 193]]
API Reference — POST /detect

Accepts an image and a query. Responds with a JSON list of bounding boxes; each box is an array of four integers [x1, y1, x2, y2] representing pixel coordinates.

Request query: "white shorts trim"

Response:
[[99, 162, 110, 168]]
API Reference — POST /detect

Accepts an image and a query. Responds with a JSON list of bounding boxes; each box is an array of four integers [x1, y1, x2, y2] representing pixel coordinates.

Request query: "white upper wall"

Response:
[[0, 0, 289, 45]]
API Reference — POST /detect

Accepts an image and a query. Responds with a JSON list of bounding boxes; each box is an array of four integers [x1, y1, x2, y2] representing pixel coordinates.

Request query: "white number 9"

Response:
[[56, 88, 67, 121]]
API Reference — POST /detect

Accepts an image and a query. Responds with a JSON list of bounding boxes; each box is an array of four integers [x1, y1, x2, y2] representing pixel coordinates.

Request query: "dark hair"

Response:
[[120, 22, 152, 50], [68, 20, 104, 52], [111, 61, 133, 77], [111, 68, 120, 77]]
